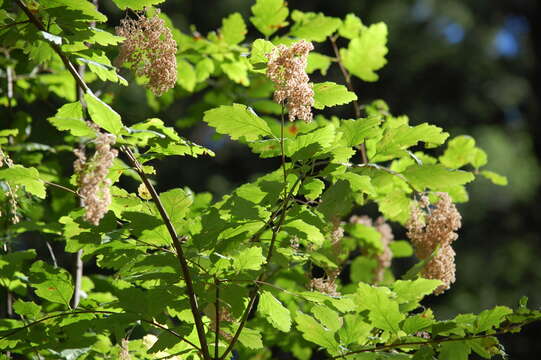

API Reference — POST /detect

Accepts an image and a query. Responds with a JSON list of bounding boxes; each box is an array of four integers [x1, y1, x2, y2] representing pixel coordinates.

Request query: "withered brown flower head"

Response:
[[407, 192, 462, 295], [266, 40, 314, 123], [74, 128, 118, 225], [116, 9, 177, 96]]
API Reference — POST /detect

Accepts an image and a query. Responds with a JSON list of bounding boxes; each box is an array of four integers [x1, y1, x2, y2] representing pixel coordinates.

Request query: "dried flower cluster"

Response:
[[407, 192, 462, 295], [119, 338, 130, 360], [74, 129, 118, 225], [310, 269, 340, 297], [350, 215, 395, 283], [266, 40, 314, 123], [116, 10, 177, 96]]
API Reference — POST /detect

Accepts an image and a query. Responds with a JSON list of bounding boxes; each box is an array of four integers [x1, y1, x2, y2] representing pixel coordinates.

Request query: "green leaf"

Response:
[[290, 11, 341, 42], [48, 102, 96, 137], [238, 327, 264, 349], [159, 188, 193, 224], [250, 0, 289, 37], [474, 306, 513, 333], [295, 312, 340, 352], [112, 0, 165, 10], [221, 60, 249, 85], [439, 341, 471, 360], [177, 59, 197, 92], [318, 180, 354, 219], [313, 82, 357, 110], [84, 92, 124, 136], [250, 39, 275, 64], [402, 164, 475, 191], [337, 172, 376, 196], [338, 314, 372, 345], [203, 104, 274, 141], [355, 283, 405, 333], [258, 291, 292, 332], [311, 305, 342, 332], [340, 22, 388, 81], [232, 246, 265, 271], [389, 240, 413, 258], [339, 14, 364, 39], [300, 178, 325, 200], [12, 300, 41, 319], [307, 52, 332, 75], [375, 123, 449, 161], [0, 165, 46, 199], [285, 125, 336, 160], [402, 315, 434, 334], [282, 219, 325, 246], [338, 116, 382, 147], [393, 279, 442, 304], [29, 261, 74, 307], [222, 13, 247, 45], [481, 170, 508, 186]]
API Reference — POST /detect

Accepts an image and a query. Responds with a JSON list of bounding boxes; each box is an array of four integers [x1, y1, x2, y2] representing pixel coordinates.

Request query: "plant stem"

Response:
[[214, 277, 220, 360], [0, 309, 201, 352], [329, 35, 368, 164], [122, 147, 211, 360], [280, 105, 287, 199], [328, 321, 534, 359], [14, 0, 91, 94], [219, 169, 308, 360]]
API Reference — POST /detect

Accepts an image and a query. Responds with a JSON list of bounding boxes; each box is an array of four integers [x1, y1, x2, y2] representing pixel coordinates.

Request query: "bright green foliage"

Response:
[[290, 11, 341, 42], [0, 1, 536, 359], [29, 261, 74, 307], [313, 82, 358, 109], [203, 103, 274, 141], [0, 165, 46, 198], [84, 92, 124, 136], [222, 13, 247, 45], [250, 0, 289, 37], [112, 0, 166, 10], [48, 102, 96, 137], [340, 22, 388, 81], [258, 291, 292, 332]]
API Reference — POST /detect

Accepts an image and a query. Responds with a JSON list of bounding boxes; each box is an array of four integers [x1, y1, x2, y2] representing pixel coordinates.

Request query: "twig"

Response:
[[329, 35, 368, 164], [45, 241, 58, 268], [0, 20, 30, 31], [328, 321, 535, 359], [122, 146, 211, 360], [43, 181, 83, 198], [14, 0, 91, 94], [214, 277, 220, 360], [219, 168, 308, 360], [0, 309, 201, 351]]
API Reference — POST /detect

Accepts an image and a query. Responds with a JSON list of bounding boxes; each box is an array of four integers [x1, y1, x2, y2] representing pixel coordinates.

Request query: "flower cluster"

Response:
[[74, 129, 118, 225], [266, 40, 314, 123], [350, 215, 395, 283], [115, 10, 177, 96], [407, 192, 462, 295], [310, 269, 340, 297], [0, 147, 20, 224]]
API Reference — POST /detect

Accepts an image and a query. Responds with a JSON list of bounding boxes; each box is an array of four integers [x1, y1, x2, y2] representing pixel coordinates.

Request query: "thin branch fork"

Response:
[[329, 35, 369, 165], [122, 147, 211, 360], [14, 0, 90, 94]]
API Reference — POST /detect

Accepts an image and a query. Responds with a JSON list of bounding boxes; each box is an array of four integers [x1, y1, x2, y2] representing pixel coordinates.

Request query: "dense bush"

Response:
[[0, 0, 539, 359]]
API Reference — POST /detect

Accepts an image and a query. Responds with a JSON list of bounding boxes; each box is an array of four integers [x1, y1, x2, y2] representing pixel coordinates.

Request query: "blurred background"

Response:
[[12, 0, 539, 358]]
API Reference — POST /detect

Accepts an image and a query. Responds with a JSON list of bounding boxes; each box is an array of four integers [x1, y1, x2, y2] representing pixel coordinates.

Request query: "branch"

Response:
[[329, 36, 368, 165], [14, 0, 91, 94], [328, 321, 535, 359], [0, 309, 201, 351], [219, 170, 307, 360], [214, 277, 220, 360], [122, 147, 211, 360]]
